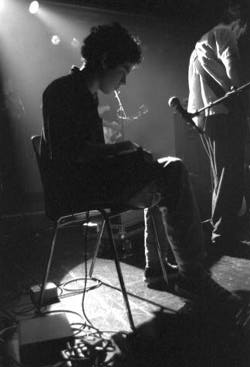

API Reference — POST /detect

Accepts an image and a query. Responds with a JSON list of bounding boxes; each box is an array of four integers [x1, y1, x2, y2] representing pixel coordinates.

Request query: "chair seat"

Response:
[[46, 199, 136, 222]]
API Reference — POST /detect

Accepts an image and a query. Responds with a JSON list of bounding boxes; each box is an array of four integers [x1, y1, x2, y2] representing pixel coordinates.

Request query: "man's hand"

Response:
[[115, 140, 140, 154]]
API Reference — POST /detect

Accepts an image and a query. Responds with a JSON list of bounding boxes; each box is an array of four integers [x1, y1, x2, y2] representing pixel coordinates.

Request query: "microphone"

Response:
[[168, 96, 203, 134]]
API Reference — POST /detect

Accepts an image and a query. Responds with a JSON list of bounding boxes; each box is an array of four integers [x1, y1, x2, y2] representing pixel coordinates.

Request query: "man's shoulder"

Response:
[[200, 24, 232, 40], [197, 23, 235, 53], [213, 23, 235, 42], [44, 74, 73, 96]]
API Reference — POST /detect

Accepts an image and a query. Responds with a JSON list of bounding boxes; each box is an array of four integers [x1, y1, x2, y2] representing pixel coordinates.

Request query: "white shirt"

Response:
[[188, 22, 241, 129]]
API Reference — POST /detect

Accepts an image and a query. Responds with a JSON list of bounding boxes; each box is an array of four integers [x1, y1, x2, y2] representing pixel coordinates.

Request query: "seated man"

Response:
[[40, 22, 241, 311]]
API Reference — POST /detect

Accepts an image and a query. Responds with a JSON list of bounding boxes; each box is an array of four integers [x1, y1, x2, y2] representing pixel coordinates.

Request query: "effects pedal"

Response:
[[61, 336, 116, 366], [30, 282, 59, 307]]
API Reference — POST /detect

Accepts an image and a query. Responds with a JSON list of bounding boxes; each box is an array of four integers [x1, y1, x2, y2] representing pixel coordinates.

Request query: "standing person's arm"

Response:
[[196, 27, 241, 91]]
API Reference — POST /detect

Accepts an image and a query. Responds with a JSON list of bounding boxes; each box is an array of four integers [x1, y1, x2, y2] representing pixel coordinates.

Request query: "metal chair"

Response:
[[31, 135, 168, 331]]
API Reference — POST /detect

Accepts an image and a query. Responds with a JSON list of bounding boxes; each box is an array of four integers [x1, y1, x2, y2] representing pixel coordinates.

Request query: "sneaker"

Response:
[[144, 262, 178, 287], [175, 271, 242, 314]]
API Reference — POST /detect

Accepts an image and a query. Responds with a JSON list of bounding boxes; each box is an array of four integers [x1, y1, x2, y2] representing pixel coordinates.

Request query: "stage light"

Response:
[[71, 37, 80, 48], [0, 0, 5, 12], [51, 35, 60, 45], [29, 1, 39, 14]]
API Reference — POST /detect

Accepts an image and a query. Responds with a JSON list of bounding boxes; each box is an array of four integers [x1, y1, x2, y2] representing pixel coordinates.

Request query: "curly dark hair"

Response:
[[81, 22, 142, 72]]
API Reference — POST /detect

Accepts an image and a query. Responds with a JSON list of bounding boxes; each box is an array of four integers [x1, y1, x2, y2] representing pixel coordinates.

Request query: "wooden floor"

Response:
[[1, 213, 250, 366]]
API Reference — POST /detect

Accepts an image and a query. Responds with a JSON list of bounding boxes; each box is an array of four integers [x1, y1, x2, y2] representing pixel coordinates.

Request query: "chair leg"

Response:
[[89, 219, 106, 278], [38, 223, 59, 311], [101, 210, 136, 332], [151, 215, 169, 287]]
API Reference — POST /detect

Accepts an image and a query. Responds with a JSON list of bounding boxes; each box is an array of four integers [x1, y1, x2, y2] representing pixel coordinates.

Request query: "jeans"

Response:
[[49, 149, 205, 273], [144, 157, 205, 274]]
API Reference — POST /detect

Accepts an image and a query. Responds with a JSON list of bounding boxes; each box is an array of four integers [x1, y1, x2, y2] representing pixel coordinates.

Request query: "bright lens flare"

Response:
[[0, 0, 4, 12], [51, 35, 60, 45], [71, 37, 80, 48], [29, 1, 39, 14]]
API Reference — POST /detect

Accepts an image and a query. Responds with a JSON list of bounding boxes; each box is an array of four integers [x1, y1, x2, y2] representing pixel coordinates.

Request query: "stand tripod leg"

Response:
[[102, 210, 136, 332], [89, 220, 106, 278]]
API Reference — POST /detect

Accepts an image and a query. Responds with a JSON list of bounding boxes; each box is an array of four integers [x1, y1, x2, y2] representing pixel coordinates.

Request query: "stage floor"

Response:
[[1, 213, 250, 366]]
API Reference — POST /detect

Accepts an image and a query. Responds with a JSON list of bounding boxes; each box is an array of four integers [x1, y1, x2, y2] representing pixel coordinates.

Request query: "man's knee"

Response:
[[158, 156, 187, 174], [158, 156, 182, 164], [158, 157, 190, 203]]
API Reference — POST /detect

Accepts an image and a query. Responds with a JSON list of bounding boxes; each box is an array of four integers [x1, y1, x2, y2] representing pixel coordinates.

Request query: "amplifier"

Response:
[[18, 313, 74, 366]]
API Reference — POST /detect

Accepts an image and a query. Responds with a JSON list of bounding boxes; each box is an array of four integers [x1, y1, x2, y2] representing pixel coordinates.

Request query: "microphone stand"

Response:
[[192, 80, 250, 131]]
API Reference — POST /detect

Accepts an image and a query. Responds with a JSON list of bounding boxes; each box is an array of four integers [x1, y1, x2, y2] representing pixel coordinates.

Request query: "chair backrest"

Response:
[[31, 134, 67, 220], [31, 135, 111, 220], [31, 135, 41, 162]]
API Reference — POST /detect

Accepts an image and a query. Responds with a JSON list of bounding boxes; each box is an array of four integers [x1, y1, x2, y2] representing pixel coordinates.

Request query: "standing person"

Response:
[[188, 0, 249, 254], [41, 22, 241, 309]]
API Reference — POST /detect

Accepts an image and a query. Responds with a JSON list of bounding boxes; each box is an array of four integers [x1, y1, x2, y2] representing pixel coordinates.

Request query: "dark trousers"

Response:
[[201, 113, 246, 244], [144, 157, 205, 272], [71, 154, 205, 271]]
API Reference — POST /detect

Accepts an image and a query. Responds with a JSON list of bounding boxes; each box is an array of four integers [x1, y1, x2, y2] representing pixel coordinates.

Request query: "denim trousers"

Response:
[[144, 157, 205, 274], [53, 151, 205, 273]]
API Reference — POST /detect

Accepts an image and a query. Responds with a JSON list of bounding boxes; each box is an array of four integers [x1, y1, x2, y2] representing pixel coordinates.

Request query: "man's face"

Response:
[[99, 62, 133, 94]]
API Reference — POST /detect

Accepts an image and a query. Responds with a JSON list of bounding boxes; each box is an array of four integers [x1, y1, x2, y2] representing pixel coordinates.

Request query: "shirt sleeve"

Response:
[[214, 25, 239, 70], [195, 25, 240, 90]]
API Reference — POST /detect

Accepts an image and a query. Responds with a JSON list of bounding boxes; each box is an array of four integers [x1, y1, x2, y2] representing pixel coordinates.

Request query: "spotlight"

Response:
[[51, 35, 60, 45], [71, 37, 80, 48], [0, 0, 4, 12], [29, 1, 39, 14]]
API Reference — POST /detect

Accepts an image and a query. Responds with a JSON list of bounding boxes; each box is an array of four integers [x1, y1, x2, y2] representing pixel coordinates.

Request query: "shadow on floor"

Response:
[[112, 304, 250, 367]]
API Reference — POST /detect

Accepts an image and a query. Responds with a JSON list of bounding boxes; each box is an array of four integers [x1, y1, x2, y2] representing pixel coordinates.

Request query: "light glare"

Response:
[[0, 0, 4, 12], [29, 1, 39, 14], [51, 35, 60, 45], [71, 37, 80, 48]]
